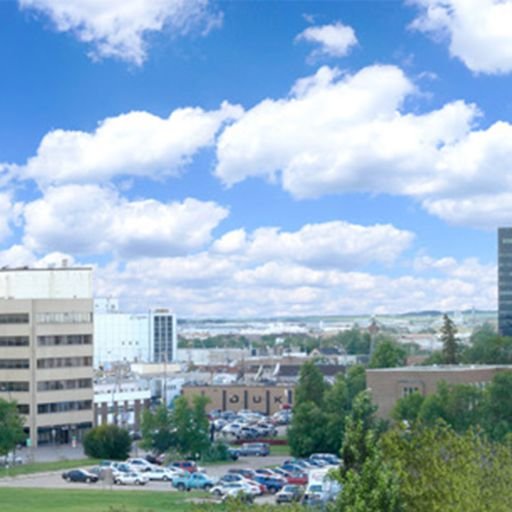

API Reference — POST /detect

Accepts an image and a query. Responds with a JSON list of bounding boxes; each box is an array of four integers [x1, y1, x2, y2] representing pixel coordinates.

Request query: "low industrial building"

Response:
[[181, 384, 295, 415], [367, 365, 512, 418]]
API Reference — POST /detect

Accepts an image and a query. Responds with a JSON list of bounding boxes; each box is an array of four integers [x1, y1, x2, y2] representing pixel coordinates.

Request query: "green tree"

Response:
[[341, 391, 378, 474], [0, 399, 25, 457], [323, 373, 351, 454], [346, 364, 367, 403], [83, 424, 131, 460], [483, 370, 512, 441], [174, 395, 210, 458], [141, 403, 175, 453], [294, 360, 326, 407], [392, 391, 425, 424], [369, 338, 407, 369], [440, 314, 459, 364], [462, 324, 512, 364], [288, 401, 326, 457]]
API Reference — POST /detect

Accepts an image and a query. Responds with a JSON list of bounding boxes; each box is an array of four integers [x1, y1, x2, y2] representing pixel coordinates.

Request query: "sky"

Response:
[[0, 0, 510, 317]]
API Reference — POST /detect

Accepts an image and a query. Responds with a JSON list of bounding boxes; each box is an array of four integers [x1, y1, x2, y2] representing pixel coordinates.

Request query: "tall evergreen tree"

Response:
[[294, 360, 326, 407], [441, 314, 459, 364]]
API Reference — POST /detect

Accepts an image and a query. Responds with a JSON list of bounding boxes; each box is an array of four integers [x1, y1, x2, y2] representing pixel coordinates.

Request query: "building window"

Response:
[[402, 386, 420, 397], [37, 400, 92, 414], [37, 357, 92, 369], [0, 359, 29, 369], [17, 404, 30, 414], [0, 336, 29, 347], [0, 313, 29, 324], [37, 335, 92, 347], [37, 379, 92, 392], [36, 312, 93, 324], [0, 381, 29, 392]]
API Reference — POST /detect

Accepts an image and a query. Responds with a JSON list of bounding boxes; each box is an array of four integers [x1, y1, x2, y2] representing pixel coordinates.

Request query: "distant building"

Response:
[[0, 267, 94, 447], [94, 299, 177, 367], [499, 228, 512, 336], [367, 365, 511, 419], [182, 383, 294, 415]]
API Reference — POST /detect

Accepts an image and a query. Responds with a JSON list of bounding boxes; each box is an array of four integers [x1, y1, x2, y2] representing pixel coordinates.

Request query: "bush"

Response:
[[200, 441, 230, 462], [84, 425, 131, 460]]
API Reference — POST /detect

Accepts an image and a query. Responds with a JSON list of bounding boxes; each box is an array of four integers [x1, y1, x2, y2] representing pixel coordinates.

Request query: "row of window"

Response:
[[37, 335, 92, 347], [18, 404, 29, 414], [37, 357, 93, 369], [0, 313, 29, 324], [37, 379, 92, 392], [0, 336, 29, 347], [37, 400, 92, 414], [0, 359, 29, 369], [0, 381, 29, 392], [36, 312, 92, 324]]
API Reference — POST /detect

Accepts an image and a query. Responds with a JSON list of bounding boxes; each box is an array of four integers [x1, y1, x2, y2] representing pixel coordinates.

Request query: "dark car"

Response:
[[276, 484, 304, 504], [253, 475, 285, 494], [227, 447, 240, 461], [238, 442, 270, 456], [62, 469, 98, 483], [145, 453, 163, 465]]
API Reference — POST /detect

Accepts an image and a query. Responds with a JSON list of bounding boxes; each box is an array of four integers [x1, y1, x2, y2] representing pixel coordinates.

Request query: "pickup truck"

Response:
[[171, 472, 217, 491]]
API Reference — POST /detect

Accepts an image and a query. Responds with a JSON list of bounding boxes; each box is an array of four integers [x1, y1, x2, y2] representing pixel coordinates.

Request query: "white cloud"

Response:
[[0, 193, 24, 243], [296, 21, 358, 59], [410, 0, 512, 74], [214, 222, 414, 269], [214, 63, 512, 228], [20, 0, 221, 65], [13, 102, 241, 186], [22, 185, 228, 257], [215, 65, 477, 198]]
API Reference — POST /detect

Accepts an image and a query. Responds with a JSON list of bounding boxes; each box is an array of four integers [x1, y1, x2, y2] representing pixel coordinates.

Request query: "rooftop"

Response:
[[367, 365, 512, 373]]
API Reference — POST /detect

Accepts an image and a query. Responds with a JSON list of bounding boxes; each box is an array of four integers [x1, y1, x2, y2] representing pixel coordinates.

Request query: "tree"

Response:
[[141, 403, 176, 453], [346, 365, 366, 403], [173, 395, 210, 458], [288, 401, 326, 457], [323, 373, 351, 453], [0, 399, 25, 457], [294, 360, 326, 407], [83, 424, 131, 460], [341, 391, 378, 474], [440, 314, 459, 364], [369, 338, 407, 369], [462, 324, 512, 365], [483, 370, 512, 441], [392, 391, 424, 424]]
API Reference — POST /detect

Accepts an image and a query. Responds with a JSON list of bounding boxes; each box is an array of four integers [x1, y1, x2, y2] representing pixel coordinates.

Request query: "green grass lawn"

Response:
[[0, 459, 101, 478], [270, 444, 290, 456], [0, 487, 202, 512]]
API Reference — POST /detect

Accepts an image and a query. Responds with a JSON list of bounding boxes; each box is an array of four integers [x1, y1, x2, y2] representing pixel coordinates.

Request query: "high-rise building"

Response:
[[498, 228, 512, 336], [93, 299, 177, 367], [0, 267, 94, 447]]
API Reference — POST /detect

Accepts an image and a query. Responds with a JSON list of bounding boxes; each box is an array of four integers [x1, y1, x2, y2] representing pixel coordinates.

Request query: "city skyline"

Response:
[[0, 1, 509, 317]]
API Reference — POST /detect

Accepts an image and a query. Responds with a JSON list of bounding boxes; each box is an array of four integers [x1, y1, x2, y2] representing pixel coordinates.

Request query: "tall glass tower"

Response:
[[498, 228, 512, 336]]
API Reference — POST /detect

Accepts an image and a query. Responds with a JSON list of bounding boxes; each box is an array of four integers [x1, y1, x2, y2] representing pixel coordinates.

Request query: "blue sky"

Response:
[[0, 0, 509, 317]]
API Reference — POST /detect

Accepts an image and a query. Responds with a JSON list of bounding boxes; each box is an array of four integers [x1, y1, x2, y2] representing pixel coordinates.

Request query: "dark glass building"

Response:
[[498, 228, 512, 336]]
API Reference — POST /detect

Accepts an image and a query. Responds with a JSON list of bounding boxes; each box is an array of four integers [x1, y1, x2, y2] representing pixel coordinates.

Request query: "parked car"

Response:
[[221, 487, 255, 503], [114, 471, 149, 486], [238, 442, 270, 456], [169, 460, 199, 473], [309, 453, 341, 466], [172, 472, 216, 491], [227, 447, 240, 461], [144, 466, 179, 481], [238, 426, 260, 440], [0, 452, 23, 466], [276, 484, 304, 504], [210, 481, 261, 497], [126, 458, 154, 472], [145, 453, 164, 465], [228, 468, 257, 480], [62, 469, 99, 483], [253, 475, 285, 494]]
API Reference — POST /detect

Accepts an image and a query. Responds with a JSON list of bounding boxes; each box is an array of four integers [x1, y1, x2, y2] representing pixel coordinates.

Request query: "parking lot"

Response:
[[0, 454, 288, 505]]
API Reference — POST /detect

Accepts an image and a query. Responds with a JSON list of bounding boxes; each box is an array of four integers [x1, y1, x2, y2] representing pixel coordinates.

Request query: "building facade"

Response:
[[0, 267, 94, 447], [499, 227, 512, 336], [367, 365, 510, 419], [94, 299, 177, 368], [182, 384, 294, 415]]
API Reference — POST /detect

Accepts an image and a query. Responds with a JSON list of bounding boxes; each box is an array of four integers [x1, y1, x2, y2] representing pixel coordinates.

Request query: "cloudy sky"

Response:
[[0, 0, 508, 317]]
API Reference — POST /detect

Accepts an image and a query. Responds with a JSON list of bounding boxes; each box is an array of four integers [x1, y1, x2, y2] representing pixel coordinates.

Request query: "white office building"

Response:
[[94, 299, 177, 368]]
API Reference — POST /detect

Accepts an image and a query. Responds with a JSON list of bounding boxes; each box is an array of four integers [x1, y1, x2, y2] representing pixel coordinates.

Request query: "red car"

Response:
[[286, 472, 308, 485], [170, 461, 198, 473]]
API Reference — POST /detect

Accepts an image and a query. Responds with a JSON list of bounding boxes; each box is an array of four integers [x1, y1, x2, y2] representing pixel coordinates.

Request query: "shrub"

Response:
[[84, 425, 131, 460]]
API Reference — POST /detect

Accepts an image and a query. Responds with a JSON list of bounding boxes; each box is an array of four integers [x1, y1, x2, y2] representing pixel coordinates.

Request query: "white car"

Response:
[[126, 458, 154, 472], [144, 466, 179, 481], [221, 422, 244, 436], [0, 452, 23, 466], [210, 481, 260, 498], [114, 471, 149, 486]]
